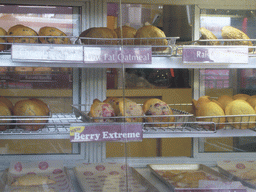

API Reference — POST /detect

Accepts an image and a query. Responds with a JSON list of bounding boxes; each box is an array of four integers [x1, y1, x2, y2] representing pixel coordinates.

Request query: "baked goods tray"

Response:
[[72, 104, 216, 133], [0, 113, 82, 136], [217, 160, 256, 190], [0, 36, 179, 56], [148, 164, 234, 191]]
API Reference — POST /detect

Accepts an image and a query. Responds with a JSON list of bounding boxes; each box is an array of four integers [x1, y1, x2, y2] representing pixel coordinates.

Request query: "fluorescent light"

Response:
[[18, 5, 56, 9]]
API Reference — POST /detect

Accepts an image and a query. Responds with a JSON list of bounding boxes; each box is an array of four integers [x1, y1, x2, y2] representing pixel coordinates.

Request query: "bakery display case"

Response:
[[0, 0, 256, 191]]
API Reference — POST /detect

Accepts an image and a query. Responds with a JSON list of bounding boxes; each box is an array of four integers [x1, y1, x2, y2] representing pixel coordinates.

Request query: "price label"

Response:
[[70, 123, 143, 142], [12, 44, 84, 63], [182, 46, 248, 64]]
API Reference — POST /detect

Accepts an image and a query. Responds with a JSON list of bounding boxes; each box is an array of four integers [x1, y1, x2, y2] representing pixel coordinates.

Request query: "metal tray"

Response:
[[217, 165, 256, 189], [148, 164, 231, 191]]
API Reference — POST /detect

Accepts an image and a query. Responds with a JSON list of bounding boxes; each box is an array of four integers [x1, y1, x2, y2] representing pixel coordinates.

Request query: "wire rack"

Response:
[[72, 104, 216, 133]]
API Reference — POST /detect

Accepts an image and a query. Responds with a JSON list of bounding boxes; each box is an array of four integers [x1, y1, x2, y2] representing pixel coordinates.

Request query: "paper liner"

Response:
[[74, 162, 147, 192], [4, 161, 73, 192]]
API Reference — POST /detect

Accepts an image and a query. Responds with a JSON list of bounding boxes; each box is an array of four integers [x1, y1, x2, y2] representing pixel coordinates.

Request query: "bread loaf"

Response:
[[13, 99, 48, 131], [79, 27, 118, 45], [225, 99, 255, 129], [39, 26, 70, 44], [221, 26, 253, 51], [89, 99, 115, 122], [199, 27, 220, 45], [193, 96, 225, 129], [143, 98, 175, 127], [7, 24, 38, 43], [134, 25, 168, 51], [114, 25, 137, 45]]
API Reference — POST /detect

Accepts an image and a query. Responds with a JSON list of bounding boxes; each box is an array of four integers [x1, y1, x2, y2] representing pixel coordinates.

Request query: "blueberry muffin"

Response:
[[7, 24, 38, 43], [39, 26, 70, 44]]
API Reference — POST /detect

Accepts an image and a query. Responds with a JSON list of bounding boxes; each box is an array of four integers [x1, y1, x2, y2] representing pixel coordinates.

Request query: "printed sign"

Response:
[[83, 46, 152, 64], [70, 123, 143, 142], [182, 46, 248, 64], [12, 44, 84, 63]]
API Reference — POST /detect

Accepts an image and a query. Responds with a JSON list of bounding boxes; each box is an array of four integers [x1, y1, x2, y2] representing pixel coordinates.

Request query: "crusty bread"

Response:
[[233, 93, 250, 100], [11, 174, 55, 186], [134, 25, 168, 51], [79, 27, 118, 45], [13, 99, 48, 131], [118, 100, 144, 122], [7, 24, 38, 43], [114, 25, 137, 45], [221, 26, 253, 51], [89, 99, 115, 122], [39, 26, 70, 44], [199, 27, 220, 45], [143, 98, 175, 127], [225, 99, 255, 129], [193, 96, 225, 129]]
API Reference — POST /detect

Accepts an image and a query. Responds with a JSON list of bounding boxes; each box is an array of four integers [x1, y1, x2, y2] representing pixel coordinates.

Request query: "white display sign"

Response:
[[12, 44, 84, 63]]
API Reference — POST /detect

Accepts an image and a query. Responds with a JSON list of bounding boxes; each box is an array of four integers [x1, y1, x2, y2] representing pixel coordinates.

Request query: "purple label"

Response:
[[182, 46, 248, 64], [176, 190, 246, 192], [83, 46, 152, 64], [70, 123, 143, 142]]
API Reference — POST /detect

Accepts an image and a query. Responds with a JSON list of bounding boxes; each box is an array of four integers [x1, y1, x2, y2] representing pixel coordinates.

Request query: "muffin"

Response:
[[79, 27, 118, 45], [118, 100, 144, 122], [216, 95, 234, 110], [143, 98, 175, 127], [89, 99, 115, 122], [39, 26, 70, 44], [0, 101, 12, 131], [199, 27, 220, 45], [134, 25, 168, 51], [7, 24, 38, 43], [114, 25, 137, 45], [0, 27, 7, 51]]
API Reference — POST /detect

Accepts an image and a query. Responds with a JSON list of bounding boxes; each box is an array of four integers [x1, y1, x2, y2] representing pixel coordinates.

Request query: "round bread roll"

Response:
[[225, 99, 255, 129], [39, 26, 70, 44], [114, 25, 137, 45], [193, 96, 225, 129], [79, 27, 118, 45], [134, 25, 168, 51], [13, 99, 48, 131], [118, 100, 144, 122], [7, 24, 38, 43], [0, 27, 6, 51], [221, 26, 253, 51], [199, 27, 220, 45], [143, 98, 175, 127], [0, 96, 13, 112], [217, 95, 234, 110], [233, 93, 250, 100], [0, 101, 12, 131]]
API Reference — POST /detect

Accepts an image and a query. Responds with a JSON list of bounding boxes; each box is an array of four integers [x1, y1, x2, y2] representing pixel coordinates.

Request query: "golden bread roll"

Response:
[[0, 27, 6, 51], [247, 96, 256, 109], [11, 174, 55, 186], [225, 99, 255, 129], [0, 96, 13, 112], [143, 98, 175, 127], [89, 99, 115, 122], [193, 96, 225, 129], [233, 93, 250, 100], [0, 101, 12, 131], [221, 26, 253, 51], [114, 25, 137, 45], [79, 27, 118, 45], [39, 26, 70, 44], [13, 99, 48, 131], [134, 25, 168, 51], [118, 100, 144, 122], [217, 95, 234, 110], [199, 27, 220, 45], [7, 24, 38, 43]]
